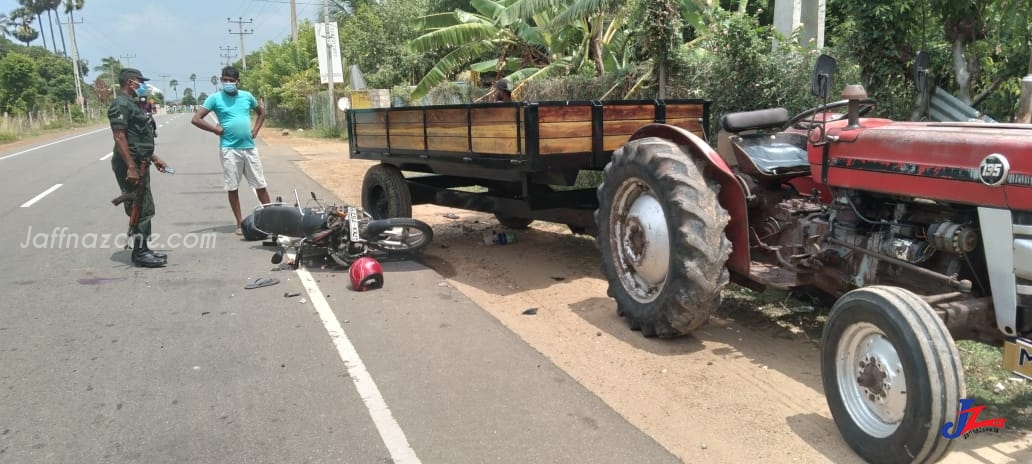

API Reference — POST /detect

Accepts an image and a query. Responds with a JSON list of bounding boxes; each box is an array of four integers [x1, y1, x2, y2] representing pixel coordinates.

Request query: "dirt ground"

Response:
[[260, 130, 1032, 464]]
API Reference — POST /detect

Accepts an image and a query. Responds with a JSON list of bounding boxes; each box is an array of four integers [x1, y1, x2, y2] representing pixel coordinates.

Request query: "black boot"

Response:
[[132, 235, 166, 268], [139, 239, 167, 260]]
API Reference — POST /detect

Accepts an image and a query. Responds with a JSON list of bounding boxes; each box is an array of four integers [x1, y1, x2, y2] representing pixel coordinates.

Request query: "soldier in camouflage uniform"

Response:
[[108, 68, 170, 268]]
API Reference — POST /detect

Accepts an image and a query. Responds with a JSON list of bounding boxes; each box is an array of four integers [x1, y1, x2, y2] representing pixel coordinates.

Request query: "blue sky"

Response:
[[2, 0, 327, 94]]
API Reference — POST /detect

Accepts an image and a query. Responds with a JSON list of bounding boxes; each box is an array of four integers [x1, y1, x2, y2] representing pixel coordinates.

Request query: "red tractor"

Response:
[[595, 54, 1031, 463]]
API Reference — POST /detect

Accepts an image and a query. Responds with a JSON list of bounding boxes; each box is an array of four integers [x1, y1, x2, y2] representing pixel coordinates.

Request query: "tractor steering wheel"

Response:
[[787, 99, 877, 130]]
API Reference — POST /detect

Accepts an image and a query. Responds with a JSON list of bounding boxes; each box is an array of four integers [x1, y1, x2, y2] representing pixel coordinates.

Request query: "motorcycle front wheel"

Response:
[[361, 218, 434, 256]]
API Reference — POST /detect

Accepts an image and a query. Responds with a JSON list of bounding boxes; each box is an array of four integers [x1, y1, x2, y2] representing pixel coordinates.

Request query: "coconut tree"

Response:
[[93, 56, 121, 92], [169, 79, 178, 100], [189, 73, 197, 98], [211, 75, 218, 91]]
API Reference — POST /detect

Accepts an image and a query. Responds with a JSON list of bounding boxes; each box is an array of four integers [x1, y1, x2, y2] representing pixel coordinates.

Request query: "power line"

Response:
[[227, 17, 254, 71]]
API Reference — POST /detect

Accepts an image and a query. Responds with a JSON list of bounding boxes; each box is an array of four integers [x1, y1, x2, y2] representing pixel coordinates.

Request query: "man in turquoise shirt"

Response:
[[191, 66, 272, 235]]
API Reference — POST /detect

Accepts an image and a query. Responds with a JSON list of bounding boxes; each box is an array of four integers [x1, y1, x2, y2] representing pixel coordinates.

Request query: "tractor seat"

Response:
[[729, 133, 810, 180]]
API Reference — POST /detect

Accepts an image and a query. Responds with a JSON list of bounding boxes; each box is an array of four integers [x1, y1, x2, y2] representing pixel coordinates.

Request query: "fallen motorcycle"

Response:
[[245, 191, 433, 269]]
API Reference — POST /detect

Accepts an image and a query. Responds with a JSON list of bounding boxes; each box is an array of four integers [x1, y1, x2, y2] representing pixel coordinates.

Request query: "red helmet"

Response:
[[349, 256, 384, 291]]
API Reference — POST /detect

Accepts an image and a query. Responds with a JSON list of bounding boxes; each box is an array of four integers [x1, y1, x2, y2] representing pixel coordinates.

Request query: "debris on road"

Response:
[[443, 213, 459, 219], [284, 292, 301, 298], [522, 307, 538, 315], [245, 277, 280, 289]]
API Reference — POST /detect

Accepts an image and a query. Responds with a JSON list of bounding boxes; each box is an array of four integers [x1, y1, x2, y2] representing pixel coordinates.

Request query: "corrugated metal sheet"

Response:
[[928, 86, 997, 123]]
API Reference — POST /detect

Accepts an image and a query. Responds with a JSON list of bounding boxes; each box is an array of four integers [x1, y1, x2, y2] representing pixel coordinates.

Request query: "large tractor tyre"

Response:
[[595, 137, 732, 337], [821, 286, 964, 464], [362, 164, 412, 220]]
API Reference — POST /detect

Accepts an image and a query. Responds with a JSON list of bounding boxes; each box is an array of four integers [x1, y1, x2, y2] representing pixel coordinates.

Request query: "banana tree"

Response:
[[407, 0, 571, 100]]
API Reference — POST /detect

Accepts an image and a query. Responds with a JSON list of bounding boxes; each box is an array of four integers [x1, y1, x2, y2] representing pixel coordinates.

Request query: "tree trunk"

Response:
[[1018, 49, 1032, 123], [55, 9, 67, 56], [658, 57, 666, 100], [952, 39, 973, 104]]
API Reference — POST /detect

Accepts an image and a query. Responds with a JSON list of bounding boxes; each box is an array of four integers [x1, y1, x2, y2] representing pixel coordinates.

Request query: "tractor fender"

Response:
[[627, 124, 751, 275]]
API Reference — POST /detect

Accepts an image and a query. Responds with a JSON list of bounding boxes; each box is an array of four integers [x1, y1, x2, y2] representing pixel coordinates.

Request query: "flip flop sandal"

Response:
[[244, 276, 280, 289]]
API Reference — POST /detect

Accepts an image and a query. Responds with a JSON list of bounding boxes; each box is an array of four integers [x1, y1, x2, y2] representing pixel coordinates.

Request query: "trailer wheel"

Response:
[[595, 137, 731, 337], [362, 164, 412, 219], [821, 286, 963, 464]]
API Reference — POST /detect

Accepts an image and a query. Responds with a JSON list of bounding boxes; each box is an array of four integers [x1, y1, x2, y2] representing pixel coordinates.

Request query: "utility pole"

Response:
[[219, 45, 238, 67], [120, 53, 136, 68], [63, 14, 85, 114], [227, 17, 254, 71], [323, 0, 336, 128], [290, 0, 298, 42]]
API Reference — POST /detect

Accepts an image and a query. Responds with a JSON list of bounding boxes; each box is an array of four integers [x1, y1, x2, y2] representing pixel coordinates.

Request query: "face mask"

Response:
[[222, 82, 237, 94], [135, 81, 148, 97]]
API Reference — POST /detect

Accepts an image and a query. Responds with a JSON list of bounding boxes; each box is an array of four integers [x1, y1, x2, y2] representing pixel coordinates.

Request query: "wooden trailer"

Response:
[[346, 99, 710, 234]]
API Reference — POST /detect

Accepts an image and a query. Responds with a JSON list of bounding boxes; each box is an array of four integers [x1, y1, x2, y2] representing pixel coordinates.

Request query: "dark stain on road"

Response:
[[77, 277, 127, 285]]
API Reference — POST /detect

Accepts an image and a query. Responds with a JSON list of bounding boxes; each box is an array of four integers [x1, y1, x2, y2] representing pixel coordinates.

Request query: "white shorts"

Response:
[[220, 147, 267, 191]]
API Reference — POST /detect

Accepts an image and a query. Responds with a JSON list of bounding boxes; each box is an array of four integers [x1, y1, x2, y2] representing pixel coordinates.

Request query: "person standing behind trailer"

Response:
[[191, 66, 272, 236], [491, 78, 514, 102]]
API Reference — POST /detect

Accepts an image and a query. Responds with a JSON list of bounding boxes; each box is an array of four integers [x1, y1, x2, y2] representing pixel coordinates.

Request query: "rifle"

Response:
[[111, 158, 151, 248]]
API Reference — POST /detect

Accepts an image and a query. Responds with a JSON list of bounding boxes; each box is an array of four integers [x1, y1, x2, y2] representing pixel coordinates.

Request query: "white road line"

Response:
[[296, 268, 422, 464], [21, 184, 63, 208], [99, 152, 113, 161], [0, 128, 108, 162]]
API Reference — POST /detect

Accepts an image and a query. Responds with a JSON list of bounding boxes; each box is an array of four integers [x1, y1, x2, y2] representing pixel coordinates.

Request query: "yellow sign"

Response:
[[1002, 337, 1032, 380], [351, 90, 372, 109]]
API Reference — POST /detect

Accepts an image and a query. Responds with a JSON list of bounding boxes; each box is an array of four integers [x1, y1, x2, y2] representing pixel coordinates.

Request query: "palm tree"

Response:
[[169, 79, 179, 100], [0, 13, 13, 39], [210, 75, 218, 91], [18, 0, 49, 51], [93, 56, 121, 91], [40, 0, 63, 55], [10, 7, 39, 47], [189, 73, 197, 99]]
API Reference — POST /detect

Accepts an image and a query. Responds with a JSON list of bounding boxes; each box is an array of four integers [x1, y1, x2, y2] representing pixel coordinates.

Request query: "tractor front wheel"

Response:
[[821, 286, 964, 464], [595, 137, 732, 337]]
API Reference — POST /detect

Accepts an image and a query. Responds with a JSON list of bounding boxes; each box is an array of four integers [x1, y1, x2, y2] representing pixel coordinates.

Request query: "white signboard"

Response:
[[315, 22, 344, 84]]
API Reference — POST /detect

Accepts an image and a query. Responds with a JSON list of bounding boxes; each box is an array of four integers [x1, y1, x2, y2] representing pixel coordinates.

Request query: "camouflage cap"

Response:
[[118, 68, 150, 83]]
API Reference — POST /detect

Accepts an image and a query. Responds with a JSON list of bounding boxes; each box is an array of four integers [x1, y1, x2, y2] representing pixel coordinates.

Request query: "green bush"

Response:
[[0, 132, 17, 143]]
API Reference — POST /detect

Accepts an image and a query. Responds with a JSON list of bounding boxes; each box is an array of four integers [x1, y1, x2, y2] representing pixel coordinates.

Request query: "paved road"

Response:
[[0, 115, 680, 464]]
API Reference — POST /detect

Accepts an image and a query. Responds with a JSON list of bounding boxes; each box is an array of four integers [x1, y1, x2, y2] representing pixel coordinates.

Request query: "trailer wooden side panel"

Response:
[[347, 99, 711, 174]]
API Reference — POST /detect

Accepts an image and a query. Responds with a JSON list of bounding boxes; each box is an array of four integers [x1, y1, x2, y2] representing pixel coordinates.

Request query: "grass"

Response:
[[0, 132, 16, 144], [720, 284, 1032, 431]]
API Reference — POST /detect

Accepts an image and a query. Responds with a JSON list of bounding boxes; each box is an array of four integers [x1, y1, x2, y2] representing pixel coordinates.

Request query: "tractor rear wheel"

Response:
[[595, 137, 732, 337], [821, 286, 964, 464], [362, 164, 412, 219]]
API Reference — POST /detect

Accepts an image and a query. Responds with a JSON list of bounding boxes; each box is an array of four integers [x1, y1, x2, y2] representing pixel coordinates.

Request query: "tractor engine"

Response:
[[747, 187, 1002, 342]]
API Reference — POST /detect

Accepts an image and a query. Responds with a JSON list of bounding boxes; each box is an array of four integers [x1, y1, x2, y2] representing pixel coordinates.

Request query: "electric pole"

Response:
[[290, 0, 298, 42], [323, 0, 336, 128], [63, 14, 85, 114], [227, 17, 254, 71], [120, 53, 136, 68], [219, 45, 239, 67]]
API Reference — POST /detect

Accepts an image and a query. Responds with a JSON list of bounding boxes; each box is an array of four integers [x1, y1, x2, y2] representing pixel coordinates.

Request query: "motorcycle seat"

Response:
[[253, 204, 326, 238]]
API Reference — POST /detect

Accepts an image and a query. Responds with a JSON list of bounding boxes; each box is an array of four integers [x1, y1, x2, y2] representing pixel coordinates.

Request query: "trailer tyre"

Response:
[[595, 137, 731, 337], [362, 164, 412, 219], [821, 286, 964, 464], [494, 214, 534, 229]]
